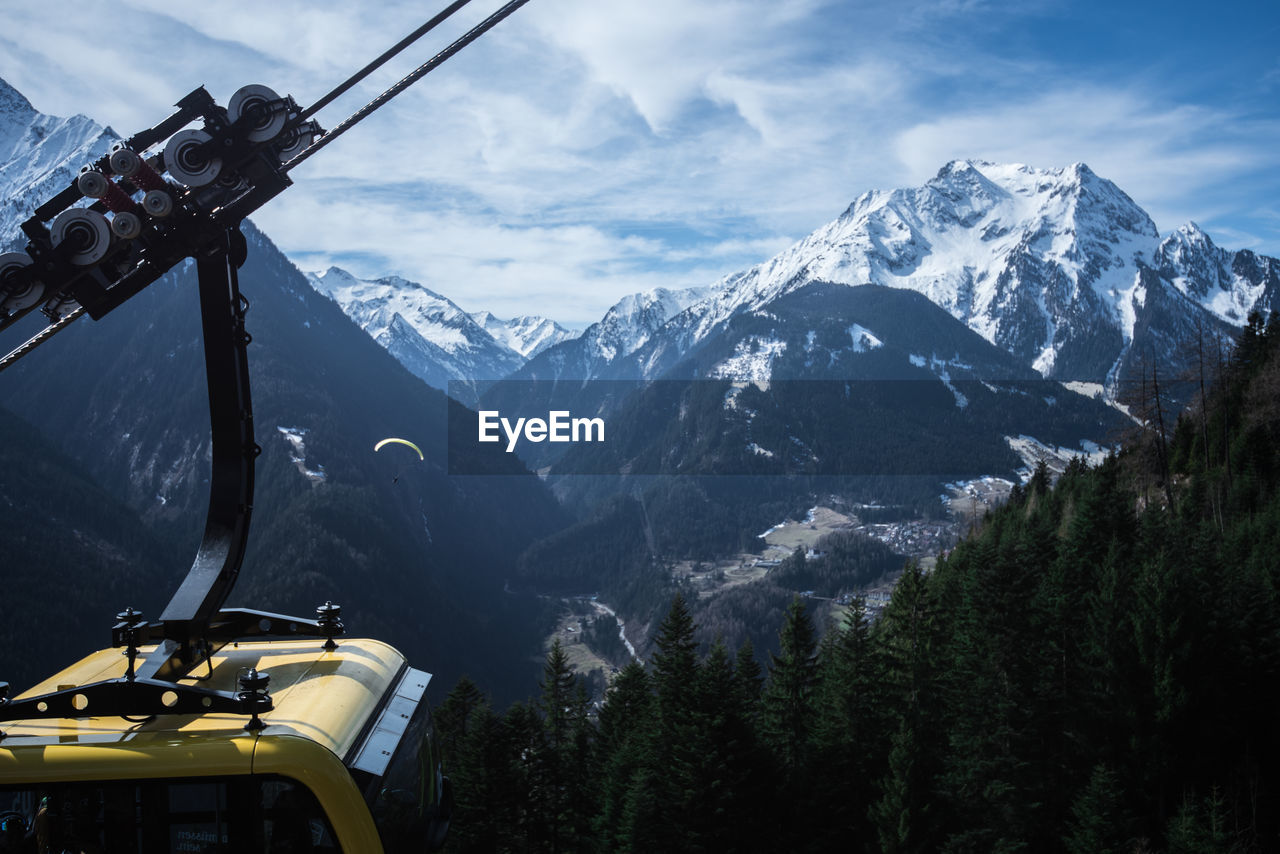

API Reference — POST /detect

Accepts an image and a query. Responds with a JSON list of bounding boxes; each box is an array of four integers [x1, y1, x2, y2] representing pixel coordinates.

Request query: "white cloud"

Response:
[[1, 0, 1278, 329], [524, 0, 829, 133], [256, 193, 738, 322]]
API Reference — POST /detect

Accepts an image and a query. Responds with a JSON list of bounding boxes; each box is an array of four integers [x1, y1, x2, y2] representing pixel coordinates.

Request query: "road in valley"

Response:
[[589, 600, 637, 661]]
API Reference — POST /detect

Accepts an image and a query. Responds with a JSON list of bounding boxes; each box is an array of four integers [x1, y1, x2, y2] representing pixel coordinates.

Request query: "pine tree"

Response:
[[651, 592, 700, 719], [1165, 789, 1245, 854], [436, 676, 486, 769], [873, 718, 929, 854], [447, 700, 534, 852], [594, 661, 653, 852], [504, 701, 544, 851], [871, 561, 946, 853], [567, 681, 596, 852], [734, 636, 763, 711], [760, 596, 819, 772], [811, 599, 885, 851], [1062, 763, 1134, 854], [757, 597, 819, 846], [691, 638, 769, 852], [535, 638, 589, 853], [620, 593, 705, 852]]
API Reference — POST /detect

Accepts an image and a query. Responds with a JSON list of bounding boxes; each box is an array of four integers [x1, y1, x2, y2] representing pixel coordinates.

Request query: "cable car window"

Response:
[[261, 779, 340, 853], [366, 695, 451, 852], [0, 776, 341, 853], [167, 782, 229, 851]]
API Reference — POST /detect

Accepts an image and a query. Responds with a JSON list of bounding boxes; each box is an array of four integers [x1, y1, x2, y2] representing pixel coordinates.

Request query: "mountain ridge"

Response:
[[515, 160, 1274, 395], [307, 266, 575, 403]]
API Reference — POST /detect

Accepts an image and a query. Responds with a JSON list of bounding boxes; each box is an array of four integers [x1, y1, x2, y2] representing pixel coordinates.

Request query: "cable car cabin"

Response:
[[0, 638, 451, 853]]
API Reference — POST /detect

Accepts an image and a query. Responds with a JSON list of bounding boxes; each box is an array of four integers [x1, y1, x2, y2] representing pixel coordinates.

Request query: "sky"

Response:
[[1, 0, 1278, 324]]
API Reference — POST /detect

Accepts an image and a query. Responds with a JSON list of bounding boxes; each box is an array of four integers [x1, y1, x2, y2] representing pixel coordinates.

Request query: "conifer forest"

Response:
[[434, 313, 1280, 853]]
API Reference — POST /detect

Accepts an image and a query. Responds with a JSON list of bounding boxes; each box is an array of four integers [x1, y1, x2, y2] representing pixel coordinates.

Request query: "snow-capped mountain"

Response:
[[0, 77, 116, 249], [509, 285, 710, 382], [587, 286, 713, 362], [470, 310, 575, 359], [520, 160, 1274, 392], [1154, 221, 1279, 325], [307, 266, 529, 402]]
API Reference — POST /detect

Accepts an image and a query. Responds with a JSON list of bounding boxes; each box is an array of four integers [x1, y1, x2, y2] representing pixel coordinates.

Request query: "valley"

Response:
[[539, 468, 1039, 692]]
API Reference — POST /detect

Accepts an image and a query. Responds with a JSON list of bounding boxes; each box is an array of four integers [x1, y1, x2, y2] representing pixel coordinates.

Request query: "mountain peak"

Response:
[[1068, 161, 1095, 179], [1172, 220, 1212, 244], [0, 77, 35, 119], [1158, 221, 1220, 260], [471, 310, 577, 359]]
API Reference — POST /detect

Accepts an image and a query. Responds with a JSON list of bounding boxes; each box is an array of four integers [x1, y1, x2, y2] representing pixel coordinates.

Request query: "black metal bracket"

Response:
[[116, 604, 345, 683], [0, 671, 272, 733], [1, 85, 295, 349], [141, 227, 258, 681]]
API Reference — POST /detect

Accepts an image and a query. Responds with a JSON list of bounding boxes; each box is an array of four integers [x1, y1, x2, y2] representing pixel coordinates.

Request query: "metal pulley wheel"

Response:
[[51, 209, 112, 266], [0, 252, 44, 312], [76, 170, 111, 199], [111, 211, 143, 240], [274, 123, 315, 161], [143, 190, 174, 218], [108, 147, 143, 177], [163, 129, 223, 187], [215, 171, 250, 195], [228, 84, 287, 143]]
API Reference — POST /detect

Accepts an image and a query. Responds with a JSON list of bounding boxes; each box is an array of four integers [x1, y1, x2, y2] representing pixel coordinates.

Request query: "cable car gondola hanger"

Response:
[[0, 0, 532, 730]]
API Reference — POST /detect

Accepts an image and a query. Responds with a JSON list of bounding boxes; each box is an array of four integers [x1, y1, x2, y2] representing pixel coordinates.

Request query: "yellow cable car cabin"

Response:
[[0, 637, 452, 852]]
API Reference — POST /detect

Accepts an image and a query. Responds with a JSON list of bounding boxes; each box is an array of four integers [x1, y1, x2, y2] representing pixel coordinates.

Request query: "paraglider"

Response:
[[375, 437, 424, 482], [374, 437, 424, 460]]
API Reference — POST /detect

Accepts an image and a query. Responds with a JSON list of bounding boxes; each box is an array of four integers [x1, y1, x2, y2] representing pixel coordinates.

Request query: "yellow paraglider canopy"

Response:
[[374, 437, 424, 460]]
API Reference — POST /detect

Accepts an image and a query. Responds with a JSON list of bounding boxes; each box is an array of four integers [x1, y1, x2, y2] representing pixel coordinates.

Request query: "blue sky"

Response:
[[1, 0, 1277, 323]]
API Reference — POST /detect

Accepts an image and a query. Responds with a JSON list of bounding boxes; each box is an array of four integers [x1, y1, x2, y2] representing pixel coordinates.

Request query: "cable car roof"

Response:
[[0, 638, 413, 770]]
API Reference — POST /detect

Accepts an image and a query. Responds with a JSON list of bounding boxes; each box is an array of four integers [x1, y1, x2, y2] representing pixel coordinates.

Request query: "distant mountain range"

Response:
[[3, 70, 1273, 404], [476, 162, 1279, 484], [310, 158, 1275, 427], [306, 267, 575, 404]]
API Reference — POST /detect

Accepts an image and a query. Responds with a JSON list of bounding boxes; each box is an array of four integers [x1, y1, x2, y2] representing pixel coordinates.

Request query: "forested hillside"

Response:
[[0, 405, 175, 690], [434, 310, 1280, 852]]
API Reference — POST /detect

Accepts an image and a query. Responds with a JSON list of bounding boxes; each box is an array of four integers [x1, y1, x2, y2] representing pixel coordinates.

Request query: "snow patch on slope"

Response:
[[710, 337, 787, 385], [847, 323, 883, 352]]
